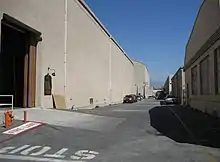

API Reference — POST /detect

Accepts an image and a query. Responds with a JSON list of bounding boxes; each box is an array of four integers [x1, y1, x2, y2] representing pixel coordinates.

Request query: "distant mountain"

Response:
[[151, 80, 164, 88]]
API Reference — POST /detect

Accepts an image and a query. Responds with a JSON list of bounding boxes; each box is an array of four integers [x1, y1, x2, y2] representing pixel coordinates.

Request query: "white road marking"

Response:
[[9, 145, 30, 154], [20, 146, 42, 155], [0, 154, 85, 162], [73, 150, 99, 160], [0, 145, 99, 161], [45, 148, 69, 158], [2, 122, 43, 135], [71, 155, 81, 160], [0, 147, 15, 153], [30, 146, 51, 156], [89, 151, 99, 155]]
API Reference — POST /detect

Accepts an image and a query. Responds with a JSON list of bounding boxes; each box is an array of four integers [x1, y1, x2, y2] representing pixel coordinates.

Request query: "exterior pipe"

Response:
[[64, 0, 68, 99]]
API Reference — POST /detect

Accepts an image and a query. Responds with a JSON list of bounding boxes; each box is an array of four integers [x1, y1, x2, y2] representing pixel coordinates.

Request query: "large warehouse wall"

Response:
[[163, 74, 173, 95], [63, 0, 135, 108], [184, 0, 220, 117], [66, 0, 110, 108], [111, 41, 134, 103], [171, 67, 185, 104], [145, 67, 151, 95], [133, 60, 150, 96], [66, 0, 134, 108], [185, 0, 220, 65], [0, 0, 135, 109], [0, 0, 66, 107]]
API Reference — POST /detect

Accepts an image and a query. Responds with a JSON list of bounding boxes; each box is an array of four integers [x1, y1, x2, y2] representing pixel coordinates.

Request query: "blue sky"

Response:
[[85, 0, 202, 87]]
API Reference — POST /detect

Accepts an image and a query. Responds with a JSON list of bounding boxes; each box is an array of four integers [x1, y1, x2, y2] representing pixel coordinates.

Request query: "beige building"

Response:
[[133, 60, 150, 97], [171, 67, 185, 105], [184, 0, 220, 117], [148, 86, 154, 96], [0, 0, 136, 109], [152, 88, 162, 96], [163, 74, 173, 95]]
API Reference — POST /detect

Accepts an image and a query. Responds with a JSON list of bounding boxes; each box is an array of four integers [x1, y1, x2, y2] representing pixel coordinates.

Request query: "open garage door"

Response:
[[0, 14, 41, 108]]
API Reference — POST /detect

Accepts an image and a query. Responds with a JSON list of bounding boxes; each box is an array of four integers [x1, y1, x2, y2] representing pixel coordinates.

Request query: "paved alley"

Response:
[[0, 100, 219, 162]]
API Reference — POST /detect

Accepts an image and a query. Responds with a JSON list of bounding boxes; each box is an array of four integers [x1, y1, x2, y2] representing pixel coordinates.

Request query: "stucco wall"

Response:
[[184, 0, 220, 117], [0, 0, 66, 107], [66, 0, 110, 108], [164, 75, 173, 95], [171, 68, 185, 104], [111, 42, 134, 103], [163, 77, 169, 94], [0, 0, 135, 109], [172, 75, 178, 96], [133, 60, 150, 96], [182, 69, 186, 104], [146, 68, 151, 96], [66, 0, 134, 108], [185, 0, 220, 64], [169, 75, 173, 94], [185, 39, 220, 115]]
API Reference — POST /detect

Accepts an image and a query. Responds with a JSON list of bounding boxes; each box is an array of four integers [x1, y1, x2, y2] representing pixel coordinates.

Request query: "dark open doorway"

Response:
[[0, 14, 41, 108], [0, 23, 27, 107]]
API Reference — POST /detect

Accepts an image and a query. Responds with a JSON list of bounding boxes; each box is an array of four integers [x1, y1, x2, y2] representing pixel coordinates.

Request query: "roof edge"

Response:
[[171, 67, 184, 80], [132, 59, 145, 65], [77, 0, 134, 65], [132, 59, 149, 71], [185, 0, 206, 64]]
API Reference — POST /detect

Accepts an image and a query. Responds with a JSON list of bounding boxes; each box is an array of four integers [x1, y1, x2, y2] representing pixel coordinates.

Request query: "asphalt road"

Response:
[[0, 99, 219, 162]]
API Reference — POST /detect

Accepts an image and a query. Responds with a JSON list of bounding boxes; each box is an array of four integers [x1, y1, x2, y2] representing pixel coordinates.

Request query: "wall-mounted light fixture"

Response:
[[48, 67, 56, 76]]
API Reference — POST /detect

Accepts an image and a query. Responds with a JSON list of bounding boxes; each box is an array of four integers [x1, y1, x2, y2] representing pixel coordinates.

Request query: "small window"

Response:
[[191, 65, 198, 95], [214, 47, 220, 94], [200, 55, 210, 95], [44, 74, 52, 95]]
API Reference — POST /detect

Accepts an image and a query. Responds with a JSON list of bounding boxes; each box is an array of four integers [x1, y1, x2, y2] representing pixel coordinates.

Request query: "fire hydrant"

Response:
[[4, 110, 14, 128]]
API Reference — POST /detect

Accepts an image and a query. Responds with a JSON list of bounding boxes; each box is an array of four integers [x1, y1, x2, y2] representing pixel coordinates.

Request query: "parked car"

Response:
[[131, 94, 138, 102], [160, 95, 177, 105], [123, 94, 137, 103], [148, 95, 155, 99], [136, 95, 142, 101], [140, 95, 144, 100]]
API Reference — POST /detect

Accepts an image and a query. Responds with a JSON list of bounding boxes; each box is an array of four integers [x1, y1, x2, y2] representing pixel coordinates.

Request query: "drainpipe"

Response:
[[64, 0, 68, 98]]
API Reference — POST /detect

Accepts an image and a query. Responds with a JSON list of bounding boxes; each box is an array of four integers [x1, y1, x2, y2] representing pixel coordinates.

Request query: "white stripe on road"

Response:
[[20, 146, 42, 155], [0, 147, 15, 153], [9, 145, 30, 154], [73, 150, 99, 160], [0, 145, 99, 161], [45, 148, 69, 158], [0, 154, 85, 162], [30, 146, 51, 156]]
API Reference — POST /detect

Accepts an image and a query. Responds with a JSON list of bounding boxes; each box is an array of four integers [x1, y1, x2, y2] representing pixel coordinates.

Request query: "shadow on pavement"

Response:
[[149, 105, 220, 148]]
